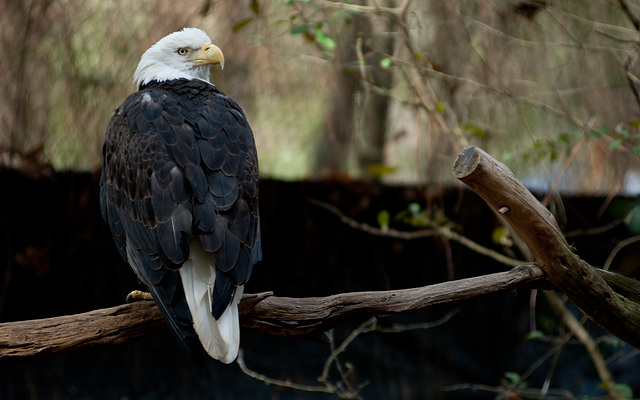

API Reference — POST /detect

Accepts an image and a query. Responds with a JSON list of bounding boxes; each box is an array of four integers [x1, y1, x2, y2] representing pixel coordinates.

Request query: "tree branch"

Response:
[[3, 146, 640, 360], [307, 197, 524, 267], [544, 291, 624, 399], [0, 264, 544, 358], [453, 146, 640, 349]]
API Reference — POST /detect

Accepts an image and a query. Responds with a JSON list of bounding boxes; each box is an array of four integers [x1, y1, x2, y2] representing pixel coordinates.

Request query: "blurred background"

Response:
[[1, 0, 640, 399], [2, 0, 640, 189]]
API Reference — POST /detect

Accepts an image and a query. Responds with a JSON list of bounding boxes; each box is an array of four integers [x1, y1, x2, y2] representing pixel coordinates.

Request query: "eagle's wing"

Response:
[[99, 79, 260, 364]]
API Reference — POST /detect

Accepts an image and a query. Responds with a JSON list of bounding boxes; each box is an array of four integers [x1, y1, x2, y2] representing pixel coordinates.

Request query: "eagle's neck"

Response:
[[137, 78, 215, 91], [134, 61, 211, 90]]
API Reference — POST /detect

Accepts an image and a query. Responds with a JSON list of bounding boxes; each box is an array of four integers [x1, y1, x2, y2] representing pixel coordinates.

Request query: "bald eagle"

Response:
[[99, 28, 261, 365]]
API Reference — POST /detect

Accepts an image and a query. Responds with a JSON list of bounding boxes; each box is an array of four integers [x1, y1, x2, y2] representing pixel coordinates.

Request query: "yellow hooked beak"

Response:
[[190, 42, 225, 70]]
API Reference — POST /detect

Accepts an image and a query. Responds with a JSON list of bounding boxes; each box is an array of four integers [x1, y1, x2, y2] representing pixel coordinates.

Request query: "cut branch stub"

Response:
[[453, 146, 640, 349], [453, 146, 567, 255]]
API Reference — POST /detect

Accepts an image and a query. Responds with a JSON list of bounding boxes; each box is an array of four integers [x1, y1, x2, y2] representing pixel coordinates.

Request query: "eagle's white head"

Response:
[[133, 28, 225, 90]]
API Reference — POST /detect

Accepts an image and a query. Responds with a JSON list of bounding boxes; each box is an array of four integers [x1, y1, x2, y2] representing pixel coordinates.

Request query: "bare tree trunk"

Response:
[[356, 14, 394, 178], [0, 0, 53, 167], [314, 9, 393, 178], [314, 26, 359, 176]]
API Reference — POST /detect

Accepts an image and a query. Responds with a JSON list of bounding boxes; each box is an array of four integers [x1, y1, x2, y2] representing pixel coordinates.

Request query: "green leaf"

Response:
[[491, 226, 511, 246], [331, 9, 362, 19], [463, 123, 486, 138], [620, 129, 630, 138], [379, 57, 392, 69], [625, 205, 640, 234], [599, 382, 633, 398], [558, 132, 569, 143], [408, 203, 421, 214], [393, 209, 409, 222], [615, 383, 633, 399], [290, 24, 312, 35], [435, 102, 445, 114], [377, 210, 390, 230], [320, 50, 334, 60], [525, 330, 545, 340], [589, 125, 610, 139], [588, 130, 602, 139], [534, 139, 550, 149], [233, 17, 254, 32], [367, 163, 396, 178], [314, 28, 336, 50], [432, 212, 449, 226], [609, 138, 623, 150], [250, 0, 260, 14], [283, 0, 293, 4], [598, 335, 622, 346], [629, 120, 640, 130], [632, 145, 640, 155], [598, 125, 611, 135], [504, 372, 521, 384]]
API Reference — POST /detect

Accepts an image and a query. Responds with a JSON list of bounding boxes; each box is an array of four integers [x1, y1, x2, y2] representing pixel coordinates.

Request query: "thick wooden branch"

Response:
[[4, 146, 640, 358], [0, 300, 166, 358], [0, 264, 544, 358], [454, 146, 640, 348]]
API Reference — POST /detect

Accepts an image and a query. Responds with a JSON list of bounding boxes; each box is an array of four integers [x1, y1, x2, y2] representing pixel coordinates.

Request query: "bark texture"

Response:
[[1, 264, 544, 358], [453, 146, 640, 349]]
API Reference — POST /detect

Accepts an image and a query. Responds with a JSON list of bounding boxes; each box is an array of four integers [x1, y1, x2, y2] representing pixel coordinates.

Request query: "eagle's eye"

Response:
[[177, 48, 189, 56]]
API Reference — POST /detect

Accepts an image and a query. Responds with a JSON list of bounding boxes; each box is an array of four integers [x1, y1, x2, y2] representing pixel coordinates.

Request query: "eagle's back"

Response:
[[99, 78, 261, 364]]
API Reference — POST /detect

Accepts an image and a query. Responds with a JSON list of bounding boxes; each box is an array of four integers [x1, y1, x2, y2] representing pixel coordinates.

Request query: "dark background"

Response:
[[0, 168, 639, 399]]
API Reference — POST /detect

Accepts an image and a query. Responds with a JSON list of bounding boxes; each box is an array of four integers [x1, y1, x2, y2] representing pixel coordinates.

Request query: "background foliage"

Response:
[[2, 0, 640, 193]]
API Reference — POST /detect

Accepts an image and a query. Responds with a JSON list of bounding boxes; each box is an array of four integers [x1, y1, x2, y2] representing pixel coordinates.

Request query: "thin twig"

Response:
[[318, 319, 376, 399], [307, 197, 524, 267], [443, 382, 586, 400], [563, 219, 624, 238], [545, 292, 624, 400], [602, 235, 640, 271], [540, 130, 589, 207], [319, 317, 377, 384], [307, 197, 437, 239], [240, 308, 456, 399], [618, 0, 640, 30], [237, 349, 333, 394], [374, 308, 458, 333], [511, 329, 574, 390]]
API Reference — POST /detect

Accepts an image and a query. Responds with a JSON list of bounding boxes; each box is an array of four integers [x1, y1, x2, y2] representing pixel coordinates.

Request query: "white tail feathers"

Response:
[[179, 240, 243, 364]]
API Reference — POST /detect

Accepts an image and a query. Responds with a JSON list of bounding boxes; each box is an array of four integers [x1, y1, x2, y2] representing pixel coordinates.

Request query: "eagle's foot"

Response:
[[126, 290, 153, 302]]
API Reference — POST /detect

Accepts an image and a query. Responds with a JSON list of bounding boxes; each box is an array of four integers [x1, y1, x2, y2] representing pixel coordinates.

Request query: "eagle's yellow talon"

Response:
[[126, 290, 153, 302]]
